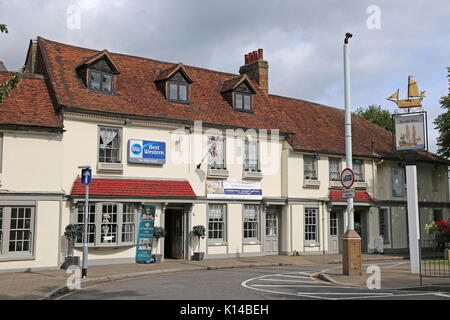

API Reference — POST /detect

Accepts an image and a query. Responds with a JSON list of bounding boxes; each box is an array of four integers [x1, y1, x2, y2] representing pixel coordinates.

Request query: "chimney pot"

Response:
[[245, 54, 249, 65], [258, 49, 263, 60]]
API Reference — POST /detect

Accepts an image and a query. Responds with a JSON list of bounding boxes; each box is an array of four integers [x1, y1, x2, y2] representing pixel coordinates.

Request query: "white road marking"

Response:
[[259, 278, 320, 283], [271, 274, 310, 279], [251, 285, 350, 288]]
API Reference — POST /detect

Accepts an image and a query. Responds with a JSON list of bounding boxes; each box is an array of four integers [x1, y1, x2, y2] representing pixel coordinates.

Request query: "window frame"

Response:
[[304, 156, 318, 180], [167, 80, 190, 104], [207, 204, 227, 245], [208, 136, 227, 170], [352, 159, 365, 182], [233, 92, 253, 112], [304, 208, 319, 246], [329, 157, 341, 181], [243, 204, 261, 244], [98, 126, 122, 164], [88, 69, 115, 95], [74, 202, 139, 248], [0, 205, 36, 260], [243, 138, 260, 172]]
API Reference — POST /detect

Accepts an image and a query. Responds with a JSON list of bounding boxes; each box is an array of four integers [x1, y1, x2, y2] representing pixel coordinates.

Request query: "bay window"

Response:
[[75, 202, 138, 247]]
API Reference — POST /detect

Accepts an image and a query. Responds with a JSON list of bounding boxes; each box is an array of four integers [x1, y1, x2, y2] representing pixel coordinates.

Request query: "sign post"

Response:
[[79, 166, 92, 278], [136, 205, 156, 264], [342, 32, 362, 276]]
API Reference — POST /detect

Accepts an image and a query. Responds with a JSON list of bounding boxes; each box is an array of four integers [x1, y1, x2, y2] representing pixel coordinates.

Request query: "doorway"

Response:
[[264, 207, 281, 254], [329, 209, 344, 254], [164, 208, 184, 259]]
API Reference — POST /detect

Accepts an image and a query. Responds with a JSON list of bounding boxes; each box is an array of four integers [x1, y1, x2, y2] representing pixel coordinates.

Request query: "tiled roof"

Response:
[[221, 75, 255, 93], [329, 190, 374, 202], [0, 71, 63, 130], [34, 37, 447, 163], [71, 178, 196, 198], [38, 37, 286, 132]]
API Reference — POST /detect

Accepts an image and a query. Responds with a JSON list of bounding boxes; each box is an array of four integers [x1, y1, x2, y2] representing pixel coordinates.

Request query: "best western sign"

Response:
[[128, 139, 166, 165]]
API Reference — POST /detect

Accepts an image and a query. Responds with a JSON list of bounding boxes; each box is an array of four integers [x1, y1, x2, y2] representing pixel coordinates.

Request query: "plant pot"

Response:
[[152, 254, 163, 264], [192, 252, 205, 261], [61, 256, 80, 270]]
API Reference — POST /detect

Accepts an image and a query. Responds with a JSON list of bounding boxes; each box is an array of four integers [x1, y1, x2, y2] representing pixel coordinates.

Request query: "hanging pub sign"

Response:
[[393, 112, 427, 151], [135, 205, 156, 264], [206, 180, 262, 200], [128, 139, 166, 164]]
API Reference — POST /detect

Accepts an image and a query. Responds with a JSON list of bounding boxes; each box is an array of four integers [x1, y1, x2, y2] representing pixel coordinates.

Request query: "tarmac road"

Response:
[[60, 264, 450, 300]]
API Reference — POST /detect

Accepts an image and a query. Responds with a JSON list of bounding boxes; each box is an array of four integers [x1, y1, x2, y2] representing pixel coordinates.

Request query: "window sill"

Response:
[[329, 180, 342, 188], [305, 243, 320, 248], [354, 181, 368, 189], [304, 179, 320, 188], [208, 168, 229, 179], [243, 170, 263, 180], [208, 242, 228, 246], [0, 255, 35, 262], [97, 162, 124, 173], [75, 243, 135, 249], [243, 241, 261, 245]]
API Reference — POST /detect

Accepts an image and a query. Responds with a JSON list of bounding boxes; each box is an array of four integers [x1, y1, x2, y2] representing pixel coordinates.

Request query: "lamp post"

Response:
[[78, 165, 92, 278], [342, 33, 362, 276]]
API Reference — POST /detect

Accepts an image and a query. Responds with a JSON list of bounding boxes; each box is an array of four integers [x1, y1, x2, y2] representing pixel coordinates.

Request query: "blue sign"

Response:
[[136, 205, 156, 264], [128, 139, 166, 165], [81, 168, 92, 185]]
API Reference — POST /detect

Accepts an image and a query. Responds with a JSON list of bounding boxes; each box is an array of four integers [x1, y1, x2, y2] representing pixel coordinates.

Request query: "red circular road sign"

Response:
[[341, 168, 355, 189]]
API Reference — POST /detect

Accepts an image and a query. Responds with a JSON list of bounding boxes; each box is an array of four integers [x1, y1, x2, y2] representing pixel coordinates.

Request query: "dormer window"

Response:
[[234, 92, 252, 111], [221, 75, 256, 112], [155, 64, 193, 104], [89, 70, 113, 94], [168, 80, 188, 103], [76, 49, 120, 96]]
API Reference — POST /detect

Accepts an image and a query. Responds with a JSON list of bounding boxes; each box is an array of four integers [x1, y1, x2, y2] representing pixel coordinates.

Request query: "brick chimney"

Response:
[[239, 49, 269, 96]]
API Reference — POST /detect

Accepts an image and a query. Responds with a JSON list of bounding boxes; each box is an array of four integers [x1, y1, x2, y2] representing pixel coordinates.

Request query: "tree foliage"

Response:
[[355, 104, 394, 133], [0, 23, 26, 103], [434, 93, 450, 159]]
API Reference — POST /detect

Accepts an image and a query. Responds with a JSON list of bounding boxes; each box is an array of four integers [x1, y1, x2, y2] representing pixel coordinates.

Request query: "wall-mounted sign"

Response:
[[340, 168, 354, 189], [135, 205, 155, 264], [128, 139, 166, 164], [207, 180, 262, 200], [393, 113, 427, 151]]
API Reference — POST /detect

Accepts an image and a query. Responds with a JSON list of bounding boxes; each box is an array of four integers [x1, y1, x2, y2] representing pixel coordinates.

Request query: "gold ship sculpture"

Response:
[[387, 76, 425, 109]]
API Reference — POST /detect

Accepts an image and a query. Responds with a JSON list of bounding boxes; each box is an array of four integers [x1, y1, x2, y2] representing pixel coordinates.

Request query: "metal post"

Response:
[[406, 162, 420, 274], [82, 184, 89, 278], [344, 33, 354, 231]]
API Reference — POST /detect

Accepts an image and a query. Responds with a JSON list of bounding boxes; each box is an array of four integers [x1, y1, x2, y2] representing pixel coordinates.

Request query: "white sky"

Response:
[[1, 0, 449, 153]]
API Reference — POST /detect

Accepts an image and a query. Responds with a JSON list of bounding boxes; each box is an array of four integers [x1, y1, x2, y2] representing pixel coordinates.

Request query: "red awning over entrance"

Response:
[[329, 190, 374, 202], [71, 178, 196, 198]]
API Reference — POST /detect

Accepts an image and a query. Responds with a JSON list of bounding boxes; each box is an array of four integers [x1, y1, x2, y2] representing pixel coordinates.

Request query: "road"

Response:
[[60, 264, 450, 300]]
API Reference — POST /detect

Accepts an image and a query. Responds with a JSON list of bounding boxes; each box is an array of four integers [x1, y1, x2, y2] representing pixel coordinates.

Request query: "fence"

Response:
[[419, 238, 450, 285]]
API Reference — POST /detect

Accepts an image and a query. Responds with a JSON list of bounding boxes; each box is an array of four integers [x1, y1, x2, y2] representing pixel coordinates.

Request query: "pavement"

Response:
[[318, 261, 450, 291], [0, 252, 437, 300]]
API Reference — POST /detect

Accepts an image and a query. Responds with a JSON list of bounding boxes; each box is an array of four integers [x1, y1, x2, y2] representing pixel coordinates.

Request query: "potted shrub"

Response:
[[61, 224, 83, 269], [192, 225, 206, 261], [152, 226, 166, 263]]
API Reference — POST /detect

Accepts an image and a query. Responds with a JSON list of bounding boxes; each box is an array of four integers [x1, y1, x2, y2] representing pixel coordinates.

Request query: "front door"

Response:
[[164, 209, 184, 259], [329, 210, 340, 253], [264, 208, 280, 254]]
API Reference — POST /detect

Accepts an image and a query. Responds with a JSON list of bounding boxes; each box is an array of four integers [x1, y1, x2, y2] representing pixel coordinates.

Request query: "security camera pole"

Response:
[[342, 33, 362, 276], [78, 165, 92, 278]]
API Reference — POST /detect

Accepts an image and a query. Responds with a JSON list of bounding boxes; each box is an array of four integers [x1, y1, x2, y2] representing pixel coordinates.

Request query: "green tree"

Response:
[[0, 23, 26, 103], [434, 84, 450, 158], [356, 104, 394, 133]]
